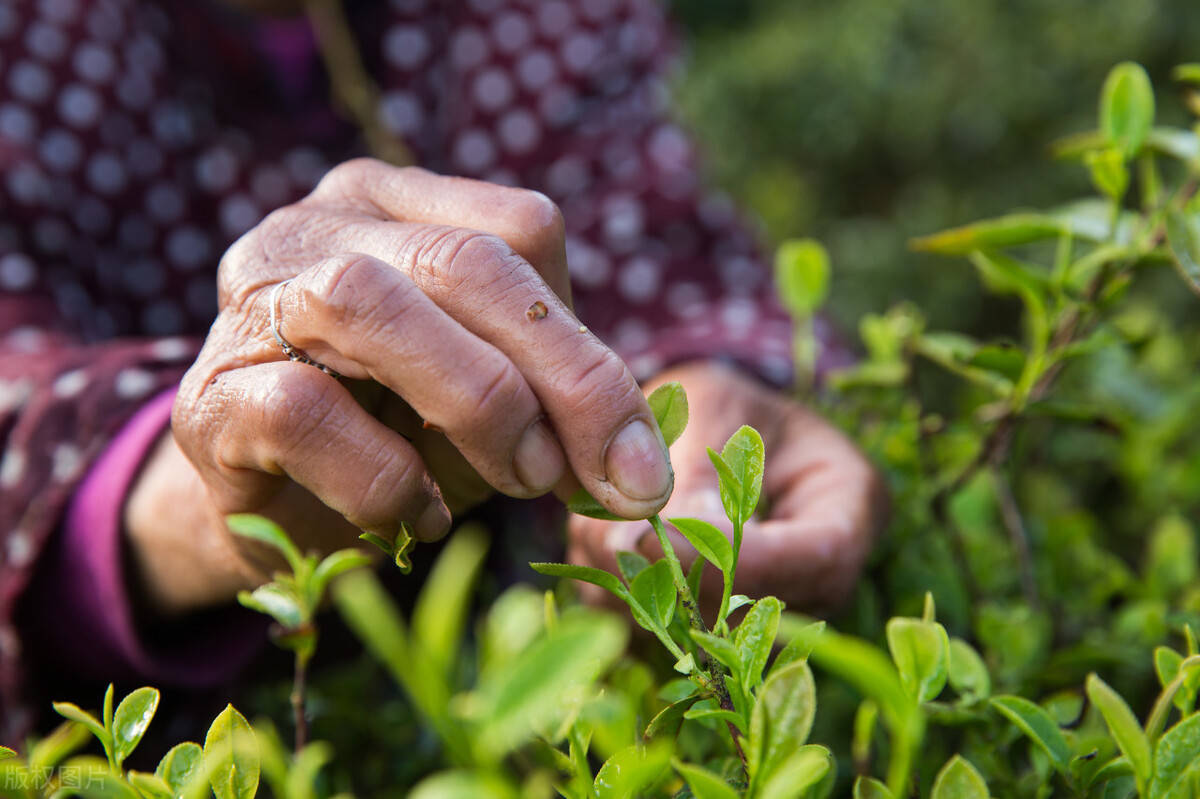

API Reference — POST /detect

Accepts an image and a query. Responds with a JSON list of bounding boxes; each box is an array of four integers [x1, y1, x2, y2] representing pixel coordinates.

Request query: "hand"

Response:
[[567, 360, 888, 613], [125, 162, 674, 614]]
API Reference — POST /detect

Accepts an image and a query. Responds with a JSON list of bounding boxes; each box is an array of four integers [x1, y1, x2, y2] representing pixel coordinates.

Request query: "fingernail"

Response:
[[605, 419, 673, 501], [415, 500, 451, 541], [514, 419, 566, 492]]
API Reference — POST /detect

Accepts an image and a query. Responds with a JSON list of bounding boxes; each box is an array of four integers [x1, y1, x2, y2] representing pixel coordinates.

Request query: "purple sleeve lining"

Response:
[[45, 387, 263, 686]]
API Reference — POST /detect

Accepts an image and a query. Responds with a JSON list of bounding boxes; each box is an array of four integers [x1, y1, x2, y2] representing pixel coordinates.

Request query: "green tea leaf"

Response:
[[566, 487, 628, 521], [647, 381, 688, 447], [886, 617, 950, 703], [409, 770, 519, 799], [747, 661, 817, 788], [736, 596, 782, 693], [0, 746, 13, 761], [771, 619, 826, 678], [127, 772, 173, 799], [310, 548, 371, 600], [910, 213, 1064, 254], [593, 741, 671, 798], [1166, 210, 1200, 297], [775, 238, 831, 316], [112, 687, 159, 766], [52, 702, 110, 752], [948, 639, 991, 702], [237, 583, 304, 630], [630, 559, 676, 630], [690, 630, 741, 675], [1148, 713, 1200, 798], [530, 562, 626, 599], [645, 695, 701, 740], [156, 742, 203, 794], [414, 525, 489, 678], [1085, 148, 1129, 199], [854, 776, 895, 799], [669, 517, 733, 577], [1174, 63, 1200, 84], [757, 745, 833, 799], [29, 720, 90, 776], [474, 611, 627, 760], [1086, 673, 1152, 793], [989, 696, 1071, 777], [674, 760, 739, 799], [726, 595, 754, 617], [716, 426, 765, 530], [616, 551, 650, 584], [1100, 62, 1155, 157], [225, 514, 303, 573], [683, 706, 747, 733], [59, 756, 139, 799], [203, 704, 260, 799], [930, 755, 990, 799]]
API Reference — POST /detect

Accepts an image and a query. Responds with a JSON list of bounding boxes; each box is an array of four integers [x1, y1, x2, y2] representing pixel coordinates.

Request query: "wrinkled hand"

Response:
[[126, 162, 674, 613], [568, 361, 888, 612]]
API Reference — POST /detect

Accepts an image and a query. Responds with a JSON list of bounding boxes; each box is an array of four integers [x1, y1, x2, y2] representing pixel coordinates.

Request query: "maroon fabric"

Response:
[[0, 0, 814, 737]]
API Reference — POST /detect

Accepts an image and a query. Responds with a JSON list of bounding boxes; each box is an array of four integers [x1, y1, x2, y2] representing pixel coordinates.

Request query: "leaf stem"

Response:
[[649, 515, 707, 634], [292, 652, 309, 753]]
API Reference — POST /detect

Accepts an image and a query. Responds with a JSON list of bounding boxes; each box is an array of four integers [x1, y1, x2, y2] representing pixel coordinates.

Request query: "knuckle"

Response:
[[314, 158, 377, 197], [506, 189, 565, 243], [558, 348, 639, 415], [456, 357, 527, 431], [256, 367, 339, 448], [308, 253, 389, 328], [407, 226, 513, 295]]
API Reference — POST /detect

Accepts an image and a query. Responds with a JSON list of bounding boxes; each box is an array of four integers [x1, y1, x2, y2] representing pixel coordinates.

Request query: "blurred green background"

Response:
[[667, 0, 1200, 335]]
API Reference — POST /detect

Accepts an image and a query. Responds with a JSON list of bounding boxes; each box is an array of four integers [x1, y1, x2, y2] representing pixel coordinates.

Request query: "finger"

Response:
[[176, 358, 451, 543], [272, 253, 567, 497], [276, 220, 672, 519], [310, 161, 572, 304]]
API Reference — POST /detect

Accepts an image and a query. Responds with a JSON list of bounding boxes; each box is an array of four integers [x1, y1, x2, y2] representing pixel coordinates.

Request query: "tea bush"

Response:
[[5, 61, 1200, 798]]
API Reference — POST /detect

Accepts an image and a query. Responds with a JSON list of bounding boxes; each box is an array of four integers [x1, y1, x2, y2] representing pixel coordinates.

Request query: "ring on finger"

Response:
[[269, 280, 342, 379]]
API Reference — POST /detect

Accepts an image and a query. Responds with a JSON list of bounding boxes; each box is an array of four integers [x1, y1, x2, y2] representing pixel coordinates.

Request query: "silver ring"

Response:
[[269, 280, 342, 379]]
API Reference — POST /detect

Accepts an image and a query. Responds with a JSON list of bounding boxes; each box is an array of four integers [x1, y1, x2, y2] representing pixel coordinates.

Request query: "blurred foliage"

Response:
[[668, 0, 1200, 333]]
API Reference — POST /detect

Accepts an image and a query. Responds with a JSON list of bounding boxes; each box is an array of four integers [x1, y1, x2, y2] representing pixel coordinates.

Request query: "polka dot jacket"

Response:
[[0, 0, 833, 734]]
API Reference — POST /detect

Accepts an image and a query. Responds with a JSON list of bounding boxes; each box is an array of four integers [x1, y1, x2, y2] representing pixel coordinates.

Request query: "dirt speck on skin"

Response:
[[422, 420, 444, 433], [526, 301, 548, 321]]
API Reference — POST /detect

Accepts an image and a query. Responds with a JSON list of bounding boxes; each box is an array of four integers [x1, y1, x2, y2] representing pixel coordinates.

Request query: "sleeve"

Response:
[[434, 0, 854, 385]]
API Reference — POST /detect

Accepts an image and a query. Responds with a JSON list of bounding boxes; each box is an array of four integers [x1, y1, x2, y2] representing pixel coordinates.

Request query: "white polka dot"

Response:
[[115, 367, 155, 399], [74, 196, 112, 234], [151, 337, 191, 360], [380, 90, 424, 135], [6, 327, 47, 352], [453, 129, 497, 172], [492, 11, 531, 53], [545, 155, 589, 196], [74, 42, 117, 85], [146, 183, 186, 223], [6, 164, 49, 205], [617, 256, 662, 303], [125, 35, 164, 73], [10, 61, 54, 104], [142, 299, 184, 335], [151, 102, 194, 148], [0, 253, 35, 291], [7, 530, 33, 567], [251, 166, 290, 207], [537, 1, 573, 37], [498, 109, 540, 153], [195, 147, 239, 193], [39, 0, 80, 24], [86, 152, 127, 195], [473, 68, 514, 112], [39, 128, 82, 172], [667, 282, 707, 319], [603, 195, 644, 248], [0, 449, 26, 488], [719, 255, 762, 293], [122, 257, 165, 297], [565, 237, 611, 289], [649, 125, 690, 171], [0, 6, 17, 39], [628, 353, 663, 381], [26, 22, 68, 62], [116, 72, 153, 110], [220, 194, 260, 237], [118, 215, 156, 251], [166, 227, 211, 271], [450, 27, 489, 70], [720, 298, 758, 332], [58, 83, 102, 127], [517, 50, 557, 91], [613, 317, 652, 351], [483, 167, 518, 186], [284, 147, 327, 188], [86, 2, 124, 41], [698, 193, 735, 230], [0, 378, 33, 414], [0, 104, 36, 144], [52, 368, 88, 398], [126, 137, 163, 178], [760, 355, 792, 384], [51, 443, 83, 482], [561, 32, 599, 74], [384, 25, 430, 69]]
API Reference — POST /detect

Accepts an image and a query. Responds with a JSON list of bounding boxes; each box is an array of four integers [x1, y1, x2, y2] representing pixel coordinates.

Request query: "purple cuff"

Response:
[[47, 387, 262, 685]]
